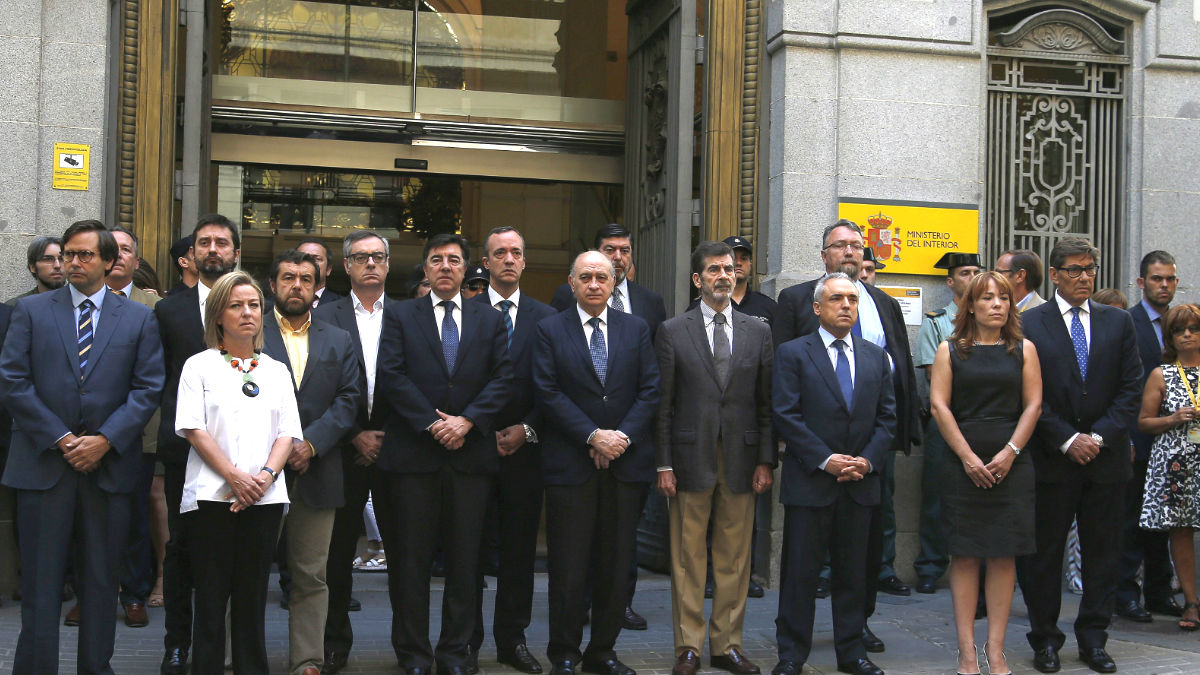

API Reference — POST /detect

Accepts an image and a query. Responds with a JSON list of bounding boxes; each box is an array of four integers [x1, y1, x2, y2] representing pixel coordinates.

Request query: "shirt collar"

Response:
[[578, 304, 609, 327], [488, 286, 521, 308], [106, 282, 134, 297], [274, 306, 311, 335], [197, 278, 212, 305], [69, 283, 108, 310], [818, 326, 853, 350], [433, 292, 463, 310], [1017, 290, 1036, 310], [699, 300, 733, 326], [1055, 291, 1089, 315], [614, 278, 630, 301], [1141, 298, 1163, 322], [352, 291, 384, 313]]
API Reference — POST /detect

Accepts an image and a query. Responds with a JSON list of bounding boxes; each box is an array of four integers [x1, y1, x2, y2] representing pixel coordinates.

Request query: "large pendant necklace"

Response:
[[221, 348, 261, 397]]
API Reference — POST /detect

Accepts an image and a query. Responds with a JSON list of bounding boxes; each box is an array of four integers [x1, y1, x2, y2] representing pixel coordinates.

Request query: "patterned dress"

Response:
[[1140, 364, 1200, 530]]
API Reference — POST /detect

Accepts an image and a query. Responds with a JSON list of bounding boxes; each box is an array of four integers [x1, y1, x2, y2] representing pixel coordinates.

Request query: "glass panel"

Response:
[[216, 0, 415, 112], [415, 1, 625, 126]]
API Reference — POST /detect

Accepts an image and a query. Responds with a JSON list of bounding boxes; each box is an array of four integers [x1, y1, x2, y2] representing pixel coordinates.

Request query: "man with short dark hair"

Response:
[[297, 238, 342, 307], [462, 264, 490, 299], [7, 236, 65, 304], [994, 249, 1046, 313], [166, 235, 197, 296], [1, 219, 164, 675]]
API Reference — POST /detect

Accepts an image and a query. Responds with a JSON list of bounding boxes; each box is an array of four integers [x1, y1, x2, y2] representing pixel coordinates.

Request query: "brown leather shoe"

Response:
[[710, 648, 760, 675], [64, 603, 80, 627], [124, 601, 149, 628], [672, 650, 699, 675]]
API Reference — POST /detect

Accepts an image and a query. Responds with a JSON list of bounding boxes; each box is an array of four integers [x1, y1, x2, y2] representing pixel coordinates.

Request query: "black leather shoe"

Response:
[[815, 578, 830, 599], [499, 644, 543, 674], [915, 577, 937, 594], [582, 657, 635, 675], [622, 606, 647, 631], [837, 657, 884, 675], [747, 579, 765, 598], [877, 575, 910, 596], [1115, 599, 1152, 622], [1032, 646, 1060, 673], [1147, 597, 1184, 617], [770, 661, 801, 675], [551, 660, 577, 675], [160, 647, 188, 675], [348, 596, 362, 612], [322, 647, 348, 674], [1078, 648, 1116, 673], [862, 625, 885, 653], [466, 649, 480, 675]]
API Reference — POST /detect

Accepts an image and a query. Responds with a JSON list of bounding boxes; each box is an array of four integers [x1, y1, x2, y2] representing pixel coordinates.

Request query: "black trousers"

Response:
[[1117, 459, 1175, 606], [161, 458, 193, 651], [381, 466, 493, 670], [325, 458, 389, 657], [775, 494, 872, 668], [1024, 478, 1124, 652], [120, 454, 157, 605], [187, 501, 284, 675], [545, 471, 646, 664], [14, 471, 129, 675], [472, 447, 544, 652]]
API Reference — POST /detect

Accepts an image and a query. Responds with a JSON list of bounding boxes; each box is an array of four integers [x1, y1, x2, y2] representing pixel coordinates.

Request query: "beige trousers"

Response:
[[284, 497, 336, 675]]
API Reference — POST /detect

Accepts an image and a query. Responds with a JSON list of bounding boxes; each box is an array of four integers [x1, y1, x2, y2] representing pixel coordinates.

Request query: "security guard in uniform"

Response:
[[912, 251, 981, 594], [860, 248, 886, 286]]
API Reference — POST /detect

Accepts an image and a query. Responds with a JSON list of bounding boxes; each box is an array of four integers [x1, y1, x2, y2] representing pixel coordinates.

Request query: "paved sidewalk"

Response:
[[3, 571, 1200, 674]]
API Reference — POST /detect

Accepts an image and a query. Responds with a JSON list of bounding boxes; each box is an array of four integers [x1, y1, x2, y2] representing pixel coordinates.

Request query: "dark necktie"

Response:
[[712, 312, 730, 384], [77, 299, 94, 379], [497, 299, 514, 349], [834, 339, 853, 407], [440, 300, 458, 372], [1070, 306, 1088, 380], [611, 287, 625, 313], [588, 317, 607, 385]]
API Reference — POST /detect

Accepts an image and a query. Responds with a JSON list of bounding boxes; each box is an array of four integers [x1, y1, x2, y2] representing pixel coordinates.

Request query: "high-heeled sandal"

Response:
[[1179, 601, 1200, 631], [982, 641, 1011, 675], [956, 643, 980, 675]]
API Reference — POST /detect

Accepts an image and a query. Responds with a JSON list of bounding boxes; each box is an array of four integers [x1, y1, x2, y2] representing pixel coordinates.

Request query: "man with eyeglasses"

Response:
[[994, 249, 1046, 313], [7, 236, 66, 305], [1021, 237, 1142, 675], [773, 219, 921, 655]]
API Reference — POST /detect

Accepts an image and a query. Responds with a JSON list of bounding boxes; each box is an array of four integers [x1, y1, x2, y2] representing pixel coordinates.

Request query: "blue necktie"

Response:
[[588, 317, 608, 385], [1070, 306, 1088, 380], [834, 339, 853, 407], [611, 288, 625, 313], [77, 299, 94, 379], [440, 300, 458, 372], [497, 299, 514, 349]]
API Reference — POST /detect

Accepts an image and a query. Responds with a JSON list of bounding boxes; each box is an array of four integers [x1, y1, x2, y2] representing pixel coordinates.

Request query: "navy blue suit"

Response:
[[533, 306, 659, 664], [772, 332, 895, 668], [375, 293, 512, 670], [1021, 297, 1142, 653], [0, 286, 164, 675]]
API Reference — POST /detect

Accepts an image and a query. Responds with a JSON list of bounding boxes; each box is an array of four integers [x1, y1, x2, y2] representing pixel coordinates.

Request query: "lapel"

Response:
[[1085, 300, 1104, 385], [730, 311, 753, 369], [52, 287, 82, 377], [338, 296, 362, 344], [82, 289, 123, 382], [454, 299, 478, 377], [1040, 301, 1084, 385], [261, 312, 296, 390], [848, 335, 872, 414], [415, 295, 450, 377], [565, 310, 604, 388], [683, 310, 719, 386], [804, 334, 848, 411], [510, 296, 534, 355], [297, 321, 324, 394]]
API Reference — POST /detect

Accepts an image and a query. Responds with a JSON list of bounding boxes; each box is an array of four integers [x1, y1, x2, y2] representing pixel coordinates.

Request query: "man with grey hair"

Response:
[[7, 236, 65, 304], [772, 219, 920, 652]]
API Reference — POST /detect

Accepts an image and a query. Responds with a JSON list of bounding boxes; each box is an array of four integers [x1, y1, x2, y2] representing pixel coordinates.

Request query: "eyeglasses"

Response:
[[1058, 264, 1099, 278], [62, 250, 98, 263], [994, 268, 1014, 276], [37, 254, 63, 264], [1172, 324, 1200, 336], [823, 241, 865, 252], [348, 252, 388, 265]]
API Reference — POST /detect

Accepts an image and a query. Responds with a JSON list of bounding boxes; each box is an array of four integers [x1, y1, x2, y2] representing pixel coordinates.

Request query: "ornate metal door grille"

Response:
[[985, 8, 1128, 292]]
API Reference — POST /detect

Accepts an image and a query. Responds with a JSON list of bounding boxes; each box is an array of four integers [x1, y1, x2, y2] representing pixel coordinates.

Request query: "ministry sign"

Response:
[[838, 198, 980, 276]]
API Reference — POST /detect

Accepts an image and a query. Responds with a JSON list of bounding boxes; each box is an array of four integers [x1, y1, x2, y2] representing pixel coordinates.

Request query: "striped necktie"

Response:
[[497, 299, 514, 349], [77, 299, 95, 378]]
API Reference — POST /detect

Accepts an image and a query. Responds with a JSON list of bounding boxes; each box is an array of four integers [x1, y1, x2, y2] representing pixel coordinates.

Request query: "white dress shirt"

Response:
[[432, 292, 464, 339], [853, 279, 887, 348], [175, 349, 302, 513], [611, 279, 632, 314], [1055, 291, 1092, 453], [699, 300, 734, 353], [578, 304, 609, 358], [69, 284, 108, 333], [488, 286, 521, 330], [353, 291, 385, 416], [196, 278, 212, 329]]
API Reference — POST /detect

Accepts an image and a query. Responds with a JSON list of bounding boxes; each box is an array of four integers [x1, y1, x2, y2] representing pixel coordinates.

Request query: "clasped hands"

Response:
[[351, 430, 384, 466], [223, 467, 272, 512], [496, 424, 526, 456], [431, 409, 473, 450], [1065, 433, 1101, 467], [286, 439, 313, 474], [589, 429, 629, 470], [825, 453, 869, 482], [57, 433, 111, 473]]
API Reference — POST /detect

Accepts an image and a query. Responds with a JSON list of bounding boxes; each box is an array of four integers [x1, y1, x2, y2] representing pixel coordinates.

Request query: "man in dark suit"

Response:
[[772, 219, 919, 648], [656, 242, 775, 675], [1021, 237, 1142, 674], [376, 233, 512, 675], [1117, 250, 1182, 623], [0, 219, 164, 675], [534, 250, 660, 675], [468, 227, 557, 674], [153, 213, 241, 675], [297, 237, 344, 308], [771, 272, 895, 675], [315, 230, 395, 674], [262, 249, 361, 675]]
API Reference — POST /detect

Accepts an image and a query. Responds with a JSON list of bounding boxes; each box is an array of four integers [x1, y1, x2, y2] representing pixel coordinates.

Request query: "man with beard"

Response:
[[297, 238, 343, 308], [153, 214, 241, 675], [7, 236, 65, 304], [261, 249, 360, 675]]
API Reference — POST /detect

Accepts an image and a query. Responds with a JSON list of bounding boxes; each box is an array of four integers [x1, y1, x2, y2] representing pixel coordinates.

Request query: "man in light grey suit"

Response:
[[655, 241, 776, 675]]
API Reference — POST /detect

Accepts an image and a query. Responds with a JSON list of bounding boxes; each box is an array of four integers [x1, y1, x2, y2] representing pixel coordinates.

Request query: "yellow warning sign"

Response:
[[52, 143, 90, 191], [838, 200, 979, 276]]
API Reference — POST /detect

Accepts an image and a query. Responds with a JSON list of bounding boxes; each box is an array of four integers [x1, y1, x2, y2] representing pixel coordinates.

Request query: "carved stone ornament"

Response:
[[994, 8, 1125, 56], [641, 31, 669, 223]]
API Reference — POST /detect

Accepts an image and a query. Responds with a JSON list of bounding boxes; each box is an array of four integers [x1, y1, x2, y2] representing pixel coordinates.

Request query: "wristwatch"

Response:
[[1089, 432, 1104, 447], [523, 424, 537, 444]]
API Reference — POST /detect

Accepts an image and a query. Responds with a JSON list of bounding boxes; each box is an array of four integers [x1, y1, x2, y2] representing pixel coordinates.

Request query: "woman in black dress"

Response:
[[930, 272, 1042, 675]]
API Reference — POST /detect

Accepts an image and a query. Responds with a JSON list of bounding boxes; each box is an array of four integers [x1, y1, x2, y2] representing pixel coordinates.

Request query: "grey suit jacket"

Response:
[[654, 307, 775, 493], [262, 312, 361, 509]]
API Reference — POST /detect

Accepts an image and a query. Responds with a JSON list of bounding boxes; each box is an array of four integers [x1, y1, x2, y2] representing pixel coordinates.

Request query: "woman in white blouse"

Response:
[[174, 271, 301, 675]]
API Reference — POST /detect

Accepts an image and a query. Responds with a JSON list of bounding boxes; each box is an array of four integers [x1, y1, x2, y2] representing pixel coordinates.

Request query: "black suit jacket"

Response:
[[312, 293, 395, 436], [774, 278, 920, 452], [551, 280, 667, 340], [533, 307, 660, 486], [773, 332, 896, 507], [314, 288, 343, 308], [0, 303, 13, 455], [470, 292, 557, 435], [1023, 298, 1142, 483], [261, 312, 361, 508], [376, 294, 513, 475], [654, 308, 775, 493], [154, 285, 206, 465], [1129, 301, 1164, 462]]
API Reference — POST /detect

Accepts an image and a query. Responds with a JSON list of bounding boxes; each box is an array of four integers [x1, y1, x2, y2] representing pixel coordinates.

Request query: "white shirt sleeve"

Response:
[[174, 357, 207, 436]]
